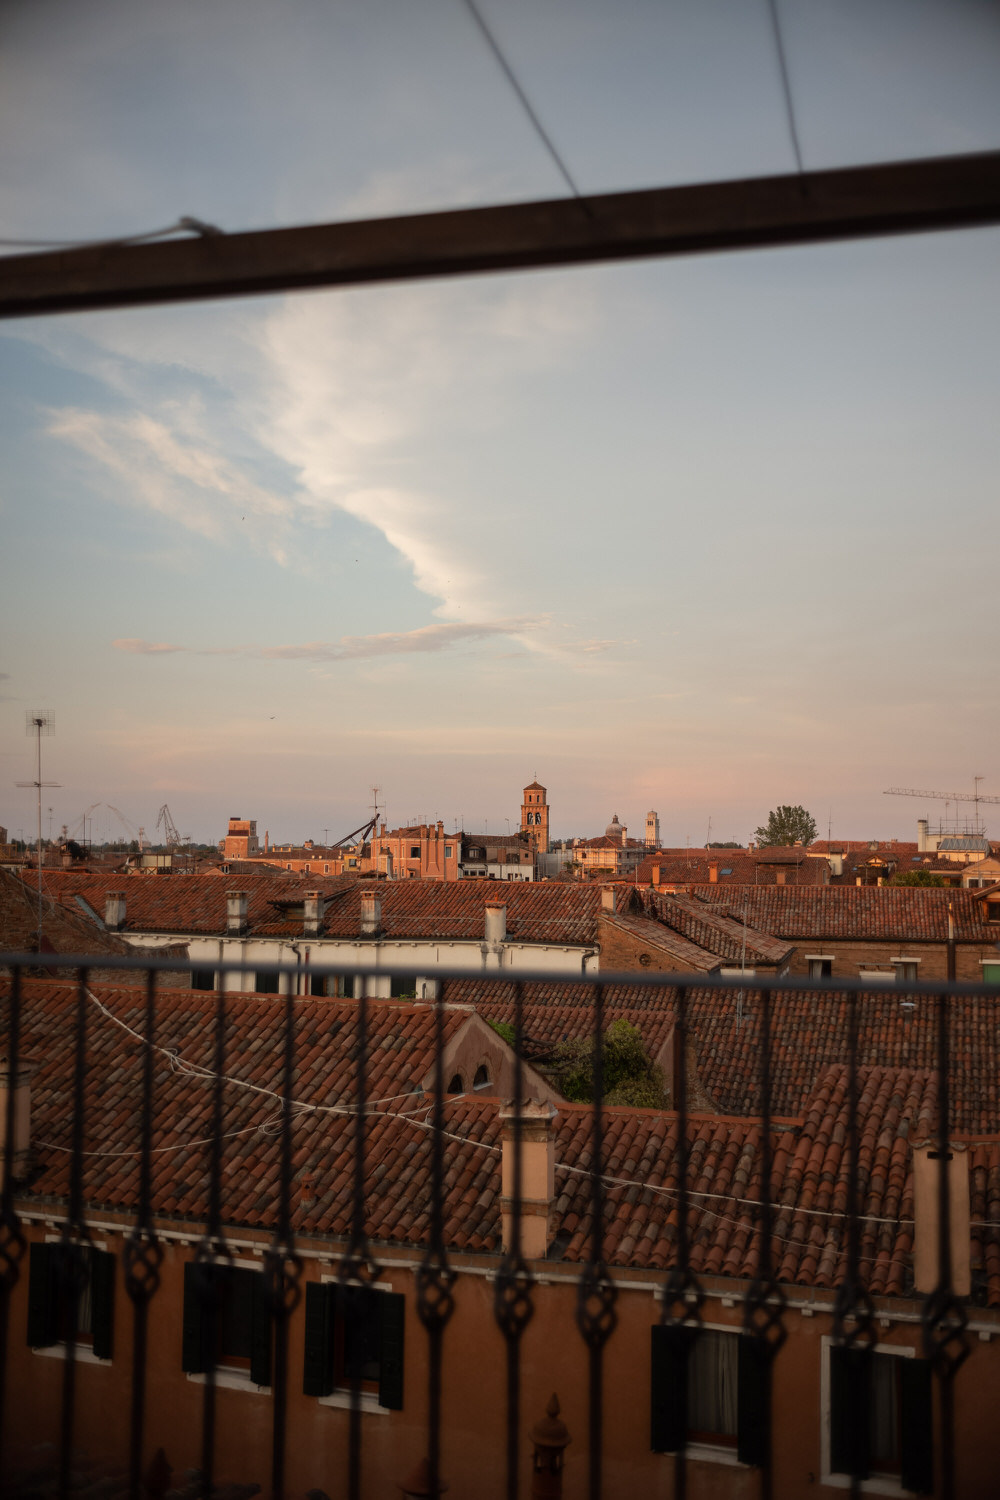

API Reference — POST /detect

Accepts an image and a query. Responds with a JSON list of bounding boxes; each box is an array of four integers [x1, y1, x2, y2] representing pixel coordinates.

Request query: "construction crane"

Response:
[[884, 780, 1000, 835], [156, 803, 181, 847], [105, 804, 144, 850], [71, 802, 101, 840]]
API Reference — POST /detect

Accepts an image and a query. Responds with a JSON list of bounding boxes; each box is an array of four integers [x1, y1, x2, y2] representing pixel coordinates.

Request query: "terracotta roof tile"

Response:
[[7, 981, 999, 1305]]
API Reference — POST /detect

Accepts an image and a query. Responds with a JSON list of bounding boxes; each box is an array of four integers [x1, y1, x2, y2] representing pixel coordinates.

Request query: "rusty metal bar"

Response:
[[2, 150, 1000, 318]]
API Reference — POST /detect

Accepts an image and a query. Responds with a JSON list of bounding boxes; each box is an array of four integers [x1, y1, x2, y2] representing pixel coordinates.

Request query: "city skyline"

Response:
[[2, 0, 999, 846]]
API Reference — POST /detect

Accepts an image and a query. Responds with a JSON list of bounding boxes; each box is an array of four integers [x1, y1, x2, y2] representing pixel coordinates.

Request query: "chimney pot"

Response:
[[361, 890, 382, 936], [913, 1141, 970, 1295], [499, 1100, 558, 1260], [303, 890, 326, 938], [226, 890, 248, 937], [104, 891, 127, 930], [485, 902, 507, 945]]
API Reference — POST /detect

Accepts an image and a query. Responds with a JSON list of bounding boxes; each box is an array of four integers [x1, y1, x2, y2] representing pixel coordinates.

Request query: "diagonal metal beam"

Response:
[[2, 149, 1000, 319]]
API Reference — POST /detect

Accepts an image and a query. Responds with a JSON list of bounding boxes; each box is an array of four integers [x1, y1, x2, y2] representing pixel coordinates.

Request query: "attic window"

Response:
[[987, 902, 1000, 923]]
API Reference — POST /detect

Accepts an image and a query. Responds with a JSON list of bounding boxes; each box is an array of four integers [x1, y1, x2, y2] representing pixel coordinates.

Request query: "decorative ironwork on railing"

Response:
[[0, 951, 994, 1500]]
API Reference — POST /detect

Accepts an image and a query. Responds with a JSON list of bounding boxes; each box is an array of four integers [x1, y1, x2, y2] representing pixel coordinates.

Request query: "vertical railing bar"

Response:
[[198, 986, 228, 1500], [573, 981, 616, 1500], [345, 987, 370, 1500], [58, 967, 90, 1500], [415, 975, 455, 1499], [126, 967, 162, 1500], [495, 977, 532, 1500], [830, 981, 875, 1497], [428, 979, 445, 1495], [741, 984, 785, 1500], [0, 963, 26, 1479], [670, 983, 697, 1500], [935, 984, 957, 1500], [268, 983, 301, 1500]]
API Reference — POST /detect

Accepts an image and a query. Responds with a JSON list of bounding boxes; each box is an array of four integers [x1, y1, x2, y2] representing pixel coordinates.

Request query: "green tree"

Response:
[[487, 1020, 516, 1046], [754, 805, 818, 847], [890, 870, 946, 888], [552, 1019, 665, 1108]]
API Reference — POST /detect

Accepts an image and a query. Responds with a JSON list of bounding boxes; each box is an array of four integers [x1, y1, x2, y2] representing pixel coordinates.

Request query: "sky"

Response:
[[2, 0, 1000, 849]]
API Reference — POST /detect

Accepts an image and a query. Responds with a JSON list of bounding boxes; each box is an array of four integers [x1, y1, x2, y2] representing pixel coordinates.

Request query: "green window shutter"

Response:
[[27, 1243, 57, 1348], [736, 1335, 769, 1468], [650, 1324, 688, 1452], [181, 1261, 208, 1374], [90, 1250, 115, 1361], [249, 1271, 272, 1388], [828, 1346, 870, 1480], [378, 1291, 405, 1410], [303, 1282, 336, 1398], [899, 1359, 934, 1494]]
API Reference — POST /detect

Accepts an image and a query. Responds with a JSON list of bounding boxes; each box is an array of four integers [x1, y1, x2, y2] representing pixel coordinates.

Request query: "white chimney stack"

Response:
[[485, 902, 507, 945], [360, 890, 381, 937], [500, 1099, 558, 1260], [601, 886, 617, 913], [104, 892, 126, 931], [226, 890, 248, 937], [303, 890, 325, 938], [913, 1141, 971, 1296]]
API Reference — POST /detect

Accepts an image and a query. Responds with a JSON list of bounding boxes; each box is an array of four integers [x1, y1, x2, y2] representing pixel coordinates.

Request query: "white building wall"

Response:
[[118, 930, 599, 990]]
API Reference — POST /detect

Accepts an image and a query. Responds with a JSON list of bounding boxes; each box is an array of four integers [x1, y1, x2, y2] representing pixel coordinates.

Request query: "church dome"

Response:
[[605, 814, 622, 840]]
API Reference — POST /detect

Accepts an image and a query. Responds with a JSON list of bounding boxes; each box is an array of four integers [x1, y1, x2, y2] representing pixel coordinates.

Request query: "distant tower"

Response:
[[645, 810, 660, 849], [521, 780, 549, 854]]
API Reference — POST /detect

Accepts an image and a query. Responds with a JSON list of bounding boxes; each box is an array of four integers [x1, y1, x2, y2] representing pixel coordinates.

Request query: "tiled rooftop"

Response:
[[677, 884, 1000, 942], [444, 978, 1000, 1134], [7, 979, 997, 1302], [30, 871, 603, 946]]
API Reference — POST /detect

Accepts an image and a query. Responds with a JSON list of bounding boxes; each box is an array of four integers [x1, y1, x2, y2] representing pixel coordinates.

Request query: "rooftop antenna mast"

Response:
[[16, 711, 59, 947]]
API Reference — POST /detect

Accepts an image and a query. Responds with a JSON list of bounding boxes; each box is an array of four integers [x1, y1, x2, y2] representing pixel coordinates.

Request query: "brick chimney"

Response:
[[0, 1053, 31, 1184], [500, 1099, 558, 1260], [360, 890, 381, 937], [303, 890, 325, 938], [913, 1141, 971, 1296], [651, 864, 661, 887], [104, 891, 127, 930], [708, 861, 719, 884], [485, 902, 507, 945], [226, 890, 248, 937]]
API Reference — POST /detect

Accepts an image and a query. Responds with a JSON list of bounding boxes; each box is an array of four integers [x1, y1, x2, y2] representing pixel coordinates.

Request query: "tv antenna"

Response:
[[16, 711, 59, 946]]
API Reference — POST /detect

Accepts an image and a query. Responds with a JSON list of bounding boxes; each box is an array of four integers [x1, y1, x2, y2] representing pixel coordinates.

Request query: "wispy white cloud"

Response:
[[113, 616, 546, 664], [48, 407, 297, 564]]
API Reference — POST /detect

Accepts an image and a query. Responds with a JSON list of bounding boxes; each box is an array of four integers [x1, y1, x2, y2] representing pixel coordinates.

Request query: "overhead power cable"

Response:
[[765, 0, 805, 176], [0, 216, 223, 253], [459, 0, 589, 212]]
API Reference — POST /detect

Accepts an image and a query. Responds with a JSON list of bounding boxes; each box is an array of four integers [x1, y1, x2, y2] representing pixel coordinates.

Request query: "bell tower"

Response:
[[521, 780, 549, 854]]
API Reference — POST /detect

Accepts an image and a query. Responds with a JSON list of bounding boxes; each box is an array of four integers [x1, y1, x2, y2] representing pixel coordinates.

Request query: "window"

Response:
[[447, 1073, 464, 1094], [28, 1243, 115, 1361], [651, 1326, 765, 1464], [808, 958, 833, 979], [255, 970, 280, 995], [182, 1262, 271, 1386], [981, 963, 1000, 984], [826, 1344, 932, 1493], [192, 968, 216, 991], [987, 901, 1000, 923], [892, 959, 920, 984], [444, 846, 452, 858], [303, 1282, 404, 1410], [473, 1064, 490, 1089], [390, 974, 417, 999], [324, 863, 330, 873], [410, 846, 420, 859]]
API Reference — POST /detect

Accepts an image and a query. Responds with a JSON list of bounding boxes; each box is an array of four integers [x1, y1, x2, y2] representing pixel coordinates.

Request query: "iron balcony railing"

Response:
[[0, 951, 994, 1500]]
